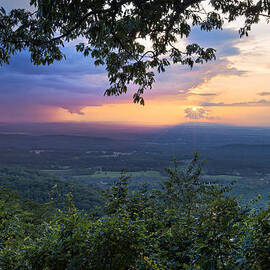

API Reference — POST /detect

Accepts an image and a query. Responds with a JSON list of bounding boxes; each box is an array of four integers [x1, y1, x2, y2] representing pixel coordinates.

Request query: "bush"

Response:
[[0, 155, 269, 269]]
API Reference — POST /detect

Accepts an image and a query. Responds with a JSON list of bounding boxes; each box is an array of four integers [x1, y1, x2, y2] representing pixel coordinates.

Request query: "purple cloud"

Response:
[[0, 8, 246, 122]]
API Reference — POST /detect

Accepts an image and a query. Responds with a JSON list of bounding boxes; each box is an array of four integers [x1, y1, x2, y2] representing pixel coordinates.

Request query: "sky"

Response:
[[1, 1, 270, 127]]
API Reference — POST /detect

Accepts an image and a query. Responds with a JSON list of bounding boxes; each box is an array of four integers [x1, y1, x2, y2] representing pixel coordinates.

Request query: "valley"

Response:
[[0, 123, 269, 209]]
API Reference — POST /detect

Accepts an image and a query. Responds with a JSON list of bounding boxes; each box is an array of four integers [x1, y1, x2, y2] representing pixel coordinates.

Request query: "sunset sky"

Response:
[[1, 1, 270, 127]]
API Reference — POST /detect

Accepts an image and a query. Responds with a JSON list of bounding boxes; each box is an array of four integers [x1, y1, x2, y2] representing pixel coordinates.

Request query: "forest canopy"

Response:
[[1, 0, 270, 104], [0, 156, 269, 269]]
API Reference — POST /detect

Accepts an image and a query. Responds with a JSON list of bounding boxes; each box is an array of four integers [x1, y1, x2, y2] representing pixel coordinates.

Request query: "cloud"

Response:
[[189, 28, 242, 57], [0, 13, 247, 122], [150, 58, 245, 100], [257, 92, 270, 96], [4, 49, 105, 77], [0, 47, 113, 119], [201, 99, 270, 107], [0, 0, 32, 10], [191, 93, 218, 97], [0, 45, 243, 121], [184, 107, 220, 120], [149, 27, 245, 100], [178, 91, 218, 97]]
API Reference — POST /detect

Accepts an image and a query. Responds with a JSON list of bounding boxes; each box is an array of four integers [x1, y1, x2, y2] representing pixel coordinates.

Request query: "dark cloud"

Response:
[[189, 28, 241, 57], [184, 107, 220, 120], [0, 47, 112, 118], [4, 48, 105, 76], [220, 47, 240, 57], [0, 5, 246, 122], [191, 28, 239, 44], [201, 99, 270, 107]]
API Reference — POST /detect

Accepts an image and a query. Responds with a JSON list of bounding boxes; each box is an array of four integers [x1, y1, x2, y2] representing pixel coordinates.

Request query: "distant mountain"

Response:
[[0, 122, 159, 137], [177, 122, 235, 127], [157, 123, 270, 147]]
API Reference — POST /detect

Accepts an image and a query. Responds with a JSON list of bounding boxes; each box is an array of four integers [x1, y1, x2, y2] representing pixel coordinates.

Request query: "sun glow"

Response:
[[192, 107, 197, 111]]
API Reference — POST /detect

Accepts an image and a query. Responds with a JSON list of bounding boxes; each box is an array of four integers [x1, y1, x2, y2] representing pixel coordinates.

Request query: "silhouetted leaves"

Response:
[[1, 0, 269, 103]]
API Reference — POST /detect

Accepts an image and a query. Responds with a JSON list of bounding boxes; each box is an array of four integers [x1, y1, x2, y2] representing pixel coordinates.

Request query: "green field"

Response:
[[202, 174, 242, 182], [40, 169, 72, 175], [91, 170, 163, 178], [70, 170, 165, 191]]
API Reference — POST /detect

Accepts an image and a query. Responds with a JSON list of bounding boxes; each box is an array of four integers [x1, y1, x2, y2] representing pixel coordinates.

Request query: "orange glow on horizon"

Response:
[[12, 23, 270, 128]]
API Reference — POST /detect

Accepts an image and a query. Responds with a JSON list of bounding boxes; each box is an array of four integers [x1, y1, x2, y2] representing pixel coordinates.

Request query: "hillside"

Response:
[[0, 167, 102, 210]]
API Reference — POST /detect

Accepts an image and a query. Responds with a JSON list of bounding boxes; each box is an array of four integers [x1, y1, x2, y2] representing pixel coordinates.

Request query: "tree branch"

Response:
[[164, 0, 202, 44], [259, 13, 270, 19], [43, 0, 130, 45]]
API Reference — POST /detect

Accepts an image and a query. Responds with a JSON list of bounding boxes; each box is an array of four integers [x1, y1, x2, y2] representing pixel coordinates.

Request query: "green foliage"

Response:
[[0, 155, 270, 269], [0, 167, 102, 211], [1, 1, 269, 103], [242, 201, 270, 269], [0, 187, 54, 268]]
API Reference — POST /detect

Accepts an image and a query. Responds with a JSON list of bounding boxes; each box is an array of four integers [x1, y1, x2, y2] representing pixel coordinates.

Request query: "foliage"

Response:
[[0, 167, 102, 211], [1, 0, 270, 103], [0, 155, 270, 269], [0, 187, 54, 268]]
